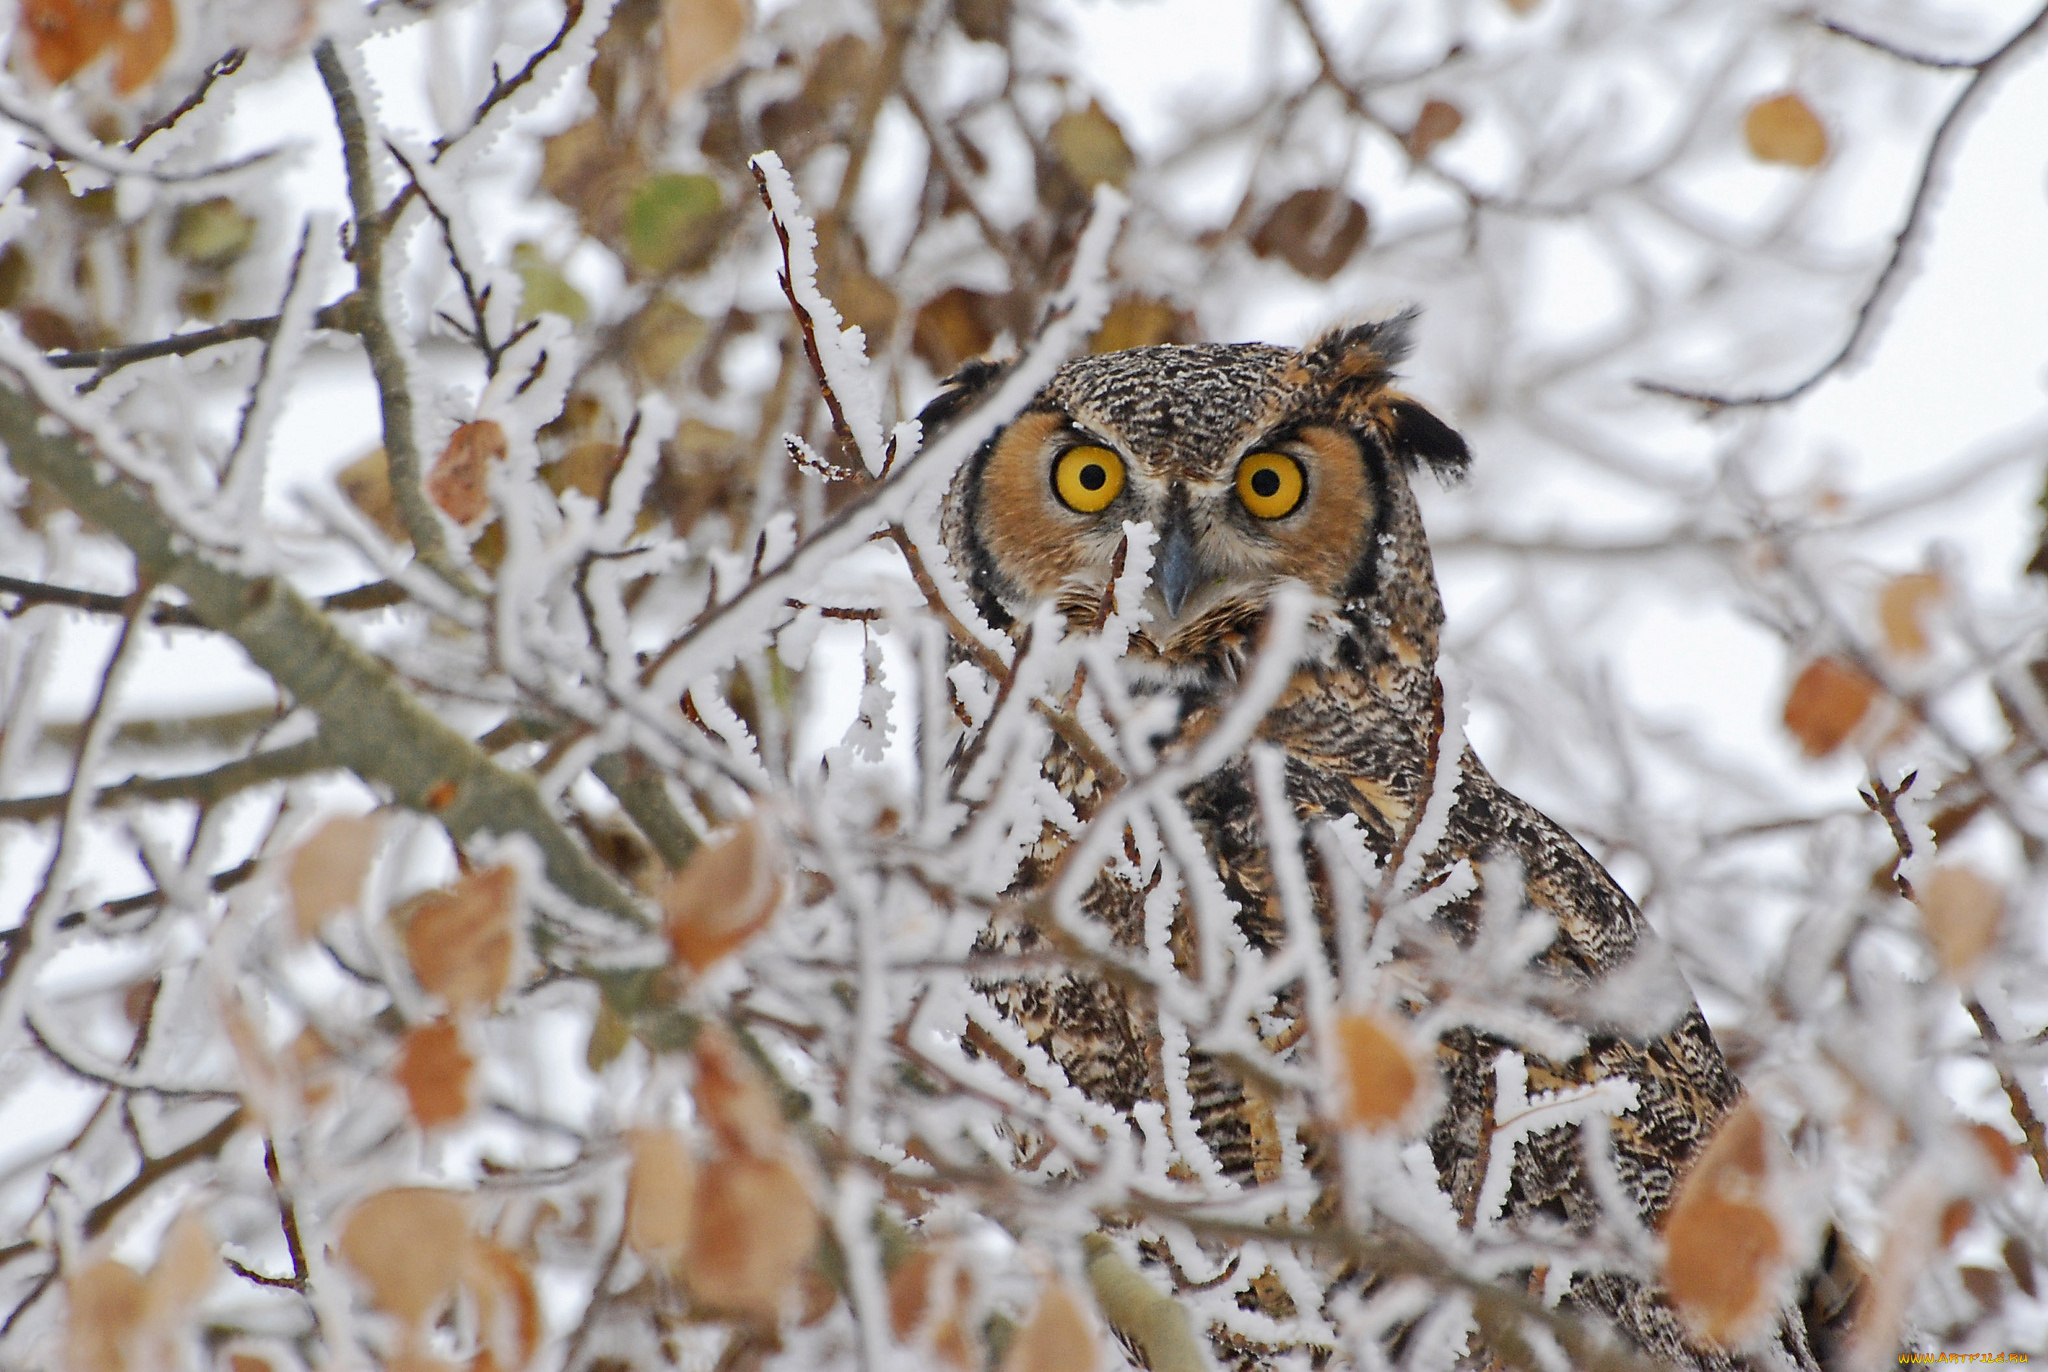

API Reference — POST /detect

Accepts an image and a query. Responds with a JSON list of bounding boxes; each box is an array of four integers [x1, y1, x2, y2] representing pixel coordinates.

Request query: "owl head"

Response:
[[935, 312, 1468, 695]]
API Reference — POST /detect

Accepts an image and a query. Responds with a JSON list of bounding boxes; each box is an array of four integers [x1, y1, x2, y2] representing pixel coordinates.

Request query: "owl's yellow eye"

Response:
[[1053, 445, 1125, 513], [1236, 452, 1305, 519]]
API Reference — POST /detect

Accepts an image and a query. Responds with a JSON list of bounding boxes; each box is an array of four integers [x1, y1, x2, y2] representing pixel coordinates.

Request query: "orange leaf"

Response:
[[110, 0, 175, 95], [623, 1126, 699, 1269], [1663, 1103, 1788, 1346], [1334, 1012, 1429, 1132], [1964, 1122, 2022, 1180], [691, 1023, 787, 1158], [659, 817, 783, 971], [465, 1240, 542, 1372], [1782, 656, 1878, 757], [1745, 92, 1828, 169], [400, 865, 520, 1013], [888, 1248, 978, 1368], [1405, 100, 1464, 159], [338, 1188, 472, 1326], [394, 1019, 474, 1130], [23, 0, 120, 86], [1878, 571, 1946, 658], [1916, 865, 2003, 979], [683, 1153, 820, 1320], [426, 420, 507, 525], [287, 814, 382, 938], [1000, 1276, 1100, 1372]]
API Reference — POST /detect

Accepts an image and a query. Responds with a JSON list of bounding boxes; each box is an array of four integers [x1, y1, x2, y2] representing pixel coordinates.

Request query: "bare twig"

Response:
[[126, 47, 249, 151], [1640, 2, 2048, 407], [313, 38, 464, 581]]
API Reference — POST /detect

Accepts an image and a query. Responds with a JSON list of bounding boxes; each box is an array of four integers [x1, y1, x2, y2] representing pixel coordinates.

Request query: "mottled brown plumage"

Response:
[[935, 317, 1821, 1371]]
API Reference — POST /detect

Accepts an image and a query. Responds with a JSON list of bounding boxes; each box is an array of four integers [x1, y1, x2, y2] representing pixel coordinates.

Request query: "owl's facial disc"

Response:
[[972, 409, 1380, 675]]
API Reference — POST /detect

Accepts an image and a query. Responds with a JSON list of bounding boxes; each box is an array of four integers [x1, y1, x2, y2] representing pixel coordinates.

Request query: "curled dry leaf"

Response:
[[1334, 1012, 1430, 1132], [400, 864, 520, 1013], [1090, 294, 1196, 352], [394, 1019, 475, 1130], [1744, 92, 1828, 169], [467, 1240, 543, 1372], [1782, 656, 1879, 758], [1001, 1275, 1101, 1372], [659, 815, 784, 971], [1915, 865, 2004, 979], [1879, 571, 1947, 658], [1663, 1102, 1788, 1347], [1405, 99, 1464, 159], [662, 0, 750, 103], [682, 1153, 820, 1320], [888, 1248, 978, 1369], [287, 813, 382, 939], [624, 1125, 699, 1269], [426, 419, 508, 525]]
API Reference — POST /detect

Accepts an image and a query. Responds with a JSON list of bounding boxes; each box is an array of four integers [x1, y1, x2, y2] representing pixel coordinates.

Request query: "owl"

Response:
[[932, 314, 1845, 1371]]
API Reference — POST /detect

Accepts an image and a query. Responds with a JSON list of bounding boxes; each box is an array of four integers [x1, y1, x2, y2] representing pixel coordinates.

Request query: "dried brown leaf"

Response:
[[1745, 92, 1828, 169], [683, 1153, 820, 1320], [1405, 100, 1464, 159], [426, 420, 507, 526], [66, 1257, 145, 1372], [659, 817, 783, 971], [1334, 1012, 1427, 1132], [914, 288, 1004, 374], [394, 1019, 475, 1130], [624, 1126, 699, 1268], [888, 1249, 978, 1368], [1249, 189, 1369, 282], [337, 449, 408, 543], [662, 0, 750, 103], [1916, 865, 2004, 979], [1782, 656, 1878, 758], [287, 814, 381, 938], [1050, 102, 1135, 190], [338, 1188, 472, 1326], [691, 1023, 787, 1157], [1663, 1103, 1787, 1346], [23, 0, 118, 86], [143, 1210, 218, 1326], [465, 1240, 542, 1372], [110, 0, 175, 95], [1090, 295, 1196, 352], [1879, 571, 1947, 658], [400, 865, 520, 1013], [1000, 1276, 1100, 1372]]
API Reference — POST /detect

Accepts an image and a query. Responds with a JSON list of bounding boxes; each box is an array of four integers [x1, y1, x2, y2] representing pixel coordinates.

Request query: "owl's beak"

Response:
[[1155, 518, 1202, 619]]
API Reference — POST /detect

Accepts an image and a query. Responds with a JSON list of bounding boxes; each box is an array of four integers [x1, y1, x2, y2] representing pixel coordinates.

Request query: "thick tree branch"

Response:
[[0, 380, 647, 930]]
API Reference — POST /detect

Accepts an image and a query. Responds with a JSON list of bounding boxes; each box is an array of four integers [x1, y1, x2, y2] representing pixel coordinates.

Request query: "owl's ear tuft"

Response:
[[917, 358, 1010, 434], [1382, 395, 1470, 481], [1305, 307, 1419, 386]]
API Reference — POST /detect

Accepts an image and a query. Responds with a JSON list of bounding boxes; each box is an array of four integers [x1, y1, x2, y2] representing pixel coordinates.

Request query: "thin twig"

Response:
[[126, 47, 249, 151], [432, 0, 587, 159], [0, 573, 405, 625], [1640, 2, 2048, 407], [1964, 997, 2048, 1182], [313, 38, 464, 581]]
